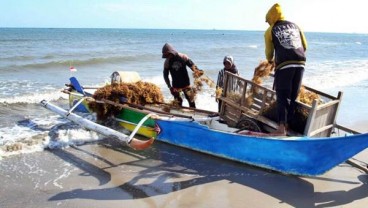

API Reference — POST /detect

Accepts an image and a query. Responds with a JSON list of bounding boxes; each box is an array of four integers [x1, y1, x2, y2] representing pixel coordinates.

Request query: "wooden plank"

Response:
[[305, 98, 341, 137], [330, 92, 343, 133], [222, 104, 241, 126], [250, 104, 261, 112], [335, 124, 361, 134], [253, 115, 278, 129], [315, 99, 340, 111], [310, 92, 343, 137], [226, 72, 276, 93], [223, 72, 229, 97], [252, 97, 263, 106], [220, 97, 259, 116], [295, 100, 312, 109], [303, 85, 338, 100], [304, 100, 319, 136], [309, 124, 334, 137], [99, 99, 193, 119], [239, 79, 247, 107], [219, 97, 240, 109], [309, 109, 332, 137], [346, 159, 368, 174], [155, 102, 217, 114]]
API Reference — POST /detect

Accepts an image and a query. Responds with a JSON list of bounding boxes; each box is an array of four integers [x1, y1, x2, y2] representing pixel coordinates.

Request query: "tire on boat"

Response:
[[235, 117, 262, 132]]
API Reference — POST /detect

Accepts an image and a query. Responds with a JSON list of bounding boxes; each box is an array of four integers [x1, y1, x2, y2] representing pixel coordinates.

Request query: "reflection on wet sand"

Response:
[[314, 175, 368, 207], [46, 139, 368, 207]]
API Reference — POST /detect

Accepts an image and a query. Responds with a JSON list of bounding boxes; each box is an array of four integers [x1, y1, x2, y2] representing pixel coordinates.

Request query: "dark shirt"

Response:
[[163, 53, 194, 88], [272, 20, 306, 69]]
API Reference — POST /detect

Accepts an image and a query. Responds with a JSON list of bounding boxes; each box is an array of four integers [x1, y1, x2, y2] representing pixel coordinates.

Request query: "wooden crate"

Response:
[[219, 72, 342, 137]]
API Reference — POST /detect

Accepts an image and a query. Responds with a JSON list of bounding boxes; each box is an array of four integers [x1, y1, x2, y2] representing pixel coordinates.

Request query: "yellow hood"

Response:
[[265, 3, 285, 25]]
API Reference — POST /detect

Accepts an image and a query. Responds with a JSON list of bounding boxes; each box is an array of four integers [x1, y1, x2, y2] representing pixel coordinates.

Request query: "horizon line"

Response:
[[0, 27, 366, 35]]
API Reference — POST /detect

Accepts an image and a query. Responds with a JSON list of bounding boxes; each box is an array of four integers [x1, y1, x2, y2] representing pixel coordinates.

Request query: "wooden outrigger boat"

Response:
[[41, 72, 368, 176]]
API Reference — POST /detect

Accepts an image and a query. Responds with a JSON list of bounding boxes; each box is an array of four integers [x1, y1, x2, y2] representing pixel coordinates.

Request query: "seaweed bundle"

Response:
[[260, 101, 310, 134], [252, 60, 275, 85], [173, 68, 215, 106], [88, 82, 164, 120]]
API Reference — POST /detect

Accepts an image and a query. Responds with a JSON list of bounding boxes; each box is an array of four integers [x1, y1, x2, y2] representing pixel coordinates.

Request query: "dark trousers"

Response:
[[217, 99, 223, 112], [172, 87, 196, 108], [274, 67, 304, 125]]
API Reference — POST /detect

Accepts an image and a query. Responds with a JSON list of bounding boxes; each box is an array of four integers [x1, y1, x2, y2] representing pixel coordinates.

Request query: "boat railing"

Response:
[[333, 124, 362, 136], [304, 92, 342, 137]]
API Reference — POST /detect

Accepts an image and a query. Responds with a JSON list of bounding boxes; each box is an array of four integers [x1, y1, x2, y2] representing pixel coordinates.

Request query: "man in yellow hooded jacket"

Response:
[[264, 3, 308, 135]]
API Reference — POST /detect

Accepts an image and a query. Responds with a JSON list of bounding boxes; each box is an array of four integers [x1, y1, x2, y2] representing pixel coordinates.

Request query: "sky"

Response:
[[0, 0, 367, 34]]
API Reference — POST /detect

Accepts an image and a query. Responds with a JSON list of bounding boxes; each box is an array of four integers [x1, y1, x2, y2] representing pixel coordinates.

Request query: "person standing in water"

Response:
[[216, 55, 239, 112], [162, 43, 202, 108]]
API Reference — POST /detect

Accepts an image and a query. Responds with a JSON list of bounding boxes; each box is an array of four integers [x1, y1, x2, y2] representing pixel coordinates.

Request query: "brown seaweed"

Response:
[[88, 81, 164, 120]]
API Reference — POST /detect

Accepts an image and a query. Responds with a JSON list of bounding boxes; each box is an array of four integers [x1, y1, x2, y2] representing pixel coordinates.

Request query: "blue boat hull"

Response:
[[155, 119, 368, 176], [64, 80, 367, 176]]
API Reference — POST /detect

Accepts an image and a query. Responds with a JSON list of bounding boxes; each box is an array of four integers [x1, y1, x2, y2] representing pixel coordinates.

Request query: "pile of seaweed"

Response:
[[297, 86, 322, 105], [88, 82, 164, 120], [259, 102, 309, 134]]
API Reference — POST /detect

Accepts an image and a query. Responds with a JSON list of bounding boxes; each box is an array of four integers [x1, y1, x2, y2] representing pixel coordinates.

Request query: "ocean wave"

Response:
[[209, 44, 259, 52], [0, 55, 37, 61], [141, 76, 167, 88], [0, 38, 38, 42], [0, 90, 67, 104], [0, 116, 102, 158], [304, 60, 368, 89], [1, 53, 158, 71]]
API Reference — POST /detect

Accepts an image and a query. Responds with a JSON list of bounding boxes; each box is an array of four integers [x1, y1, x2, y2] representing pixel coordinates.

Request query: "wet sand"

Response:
[[1, 138, 368, 208]]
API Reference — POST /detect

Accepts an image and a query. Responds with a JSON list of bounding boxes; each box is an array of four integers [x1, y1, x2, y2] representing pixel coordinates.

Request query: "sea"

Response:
[[0, 28, 368, 158]]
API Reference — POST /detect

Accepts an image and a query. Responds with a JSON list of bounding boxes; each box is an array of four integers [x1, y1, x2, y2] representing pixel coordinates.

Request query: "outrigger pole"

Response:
[[40, 100, 154, 150]]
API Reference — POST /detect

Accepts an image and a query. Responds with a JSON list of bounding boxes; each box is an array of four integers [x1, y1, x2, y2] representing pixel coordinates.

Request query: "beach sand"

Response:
[[1, 138, 368, 208]]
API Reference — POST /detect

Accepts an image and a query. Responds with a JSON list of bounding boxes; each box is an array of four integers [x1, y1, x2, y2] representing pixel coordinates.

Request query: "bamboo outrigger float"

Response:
[[40, 99, 154, 150], [40, 72, 368, 176]]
